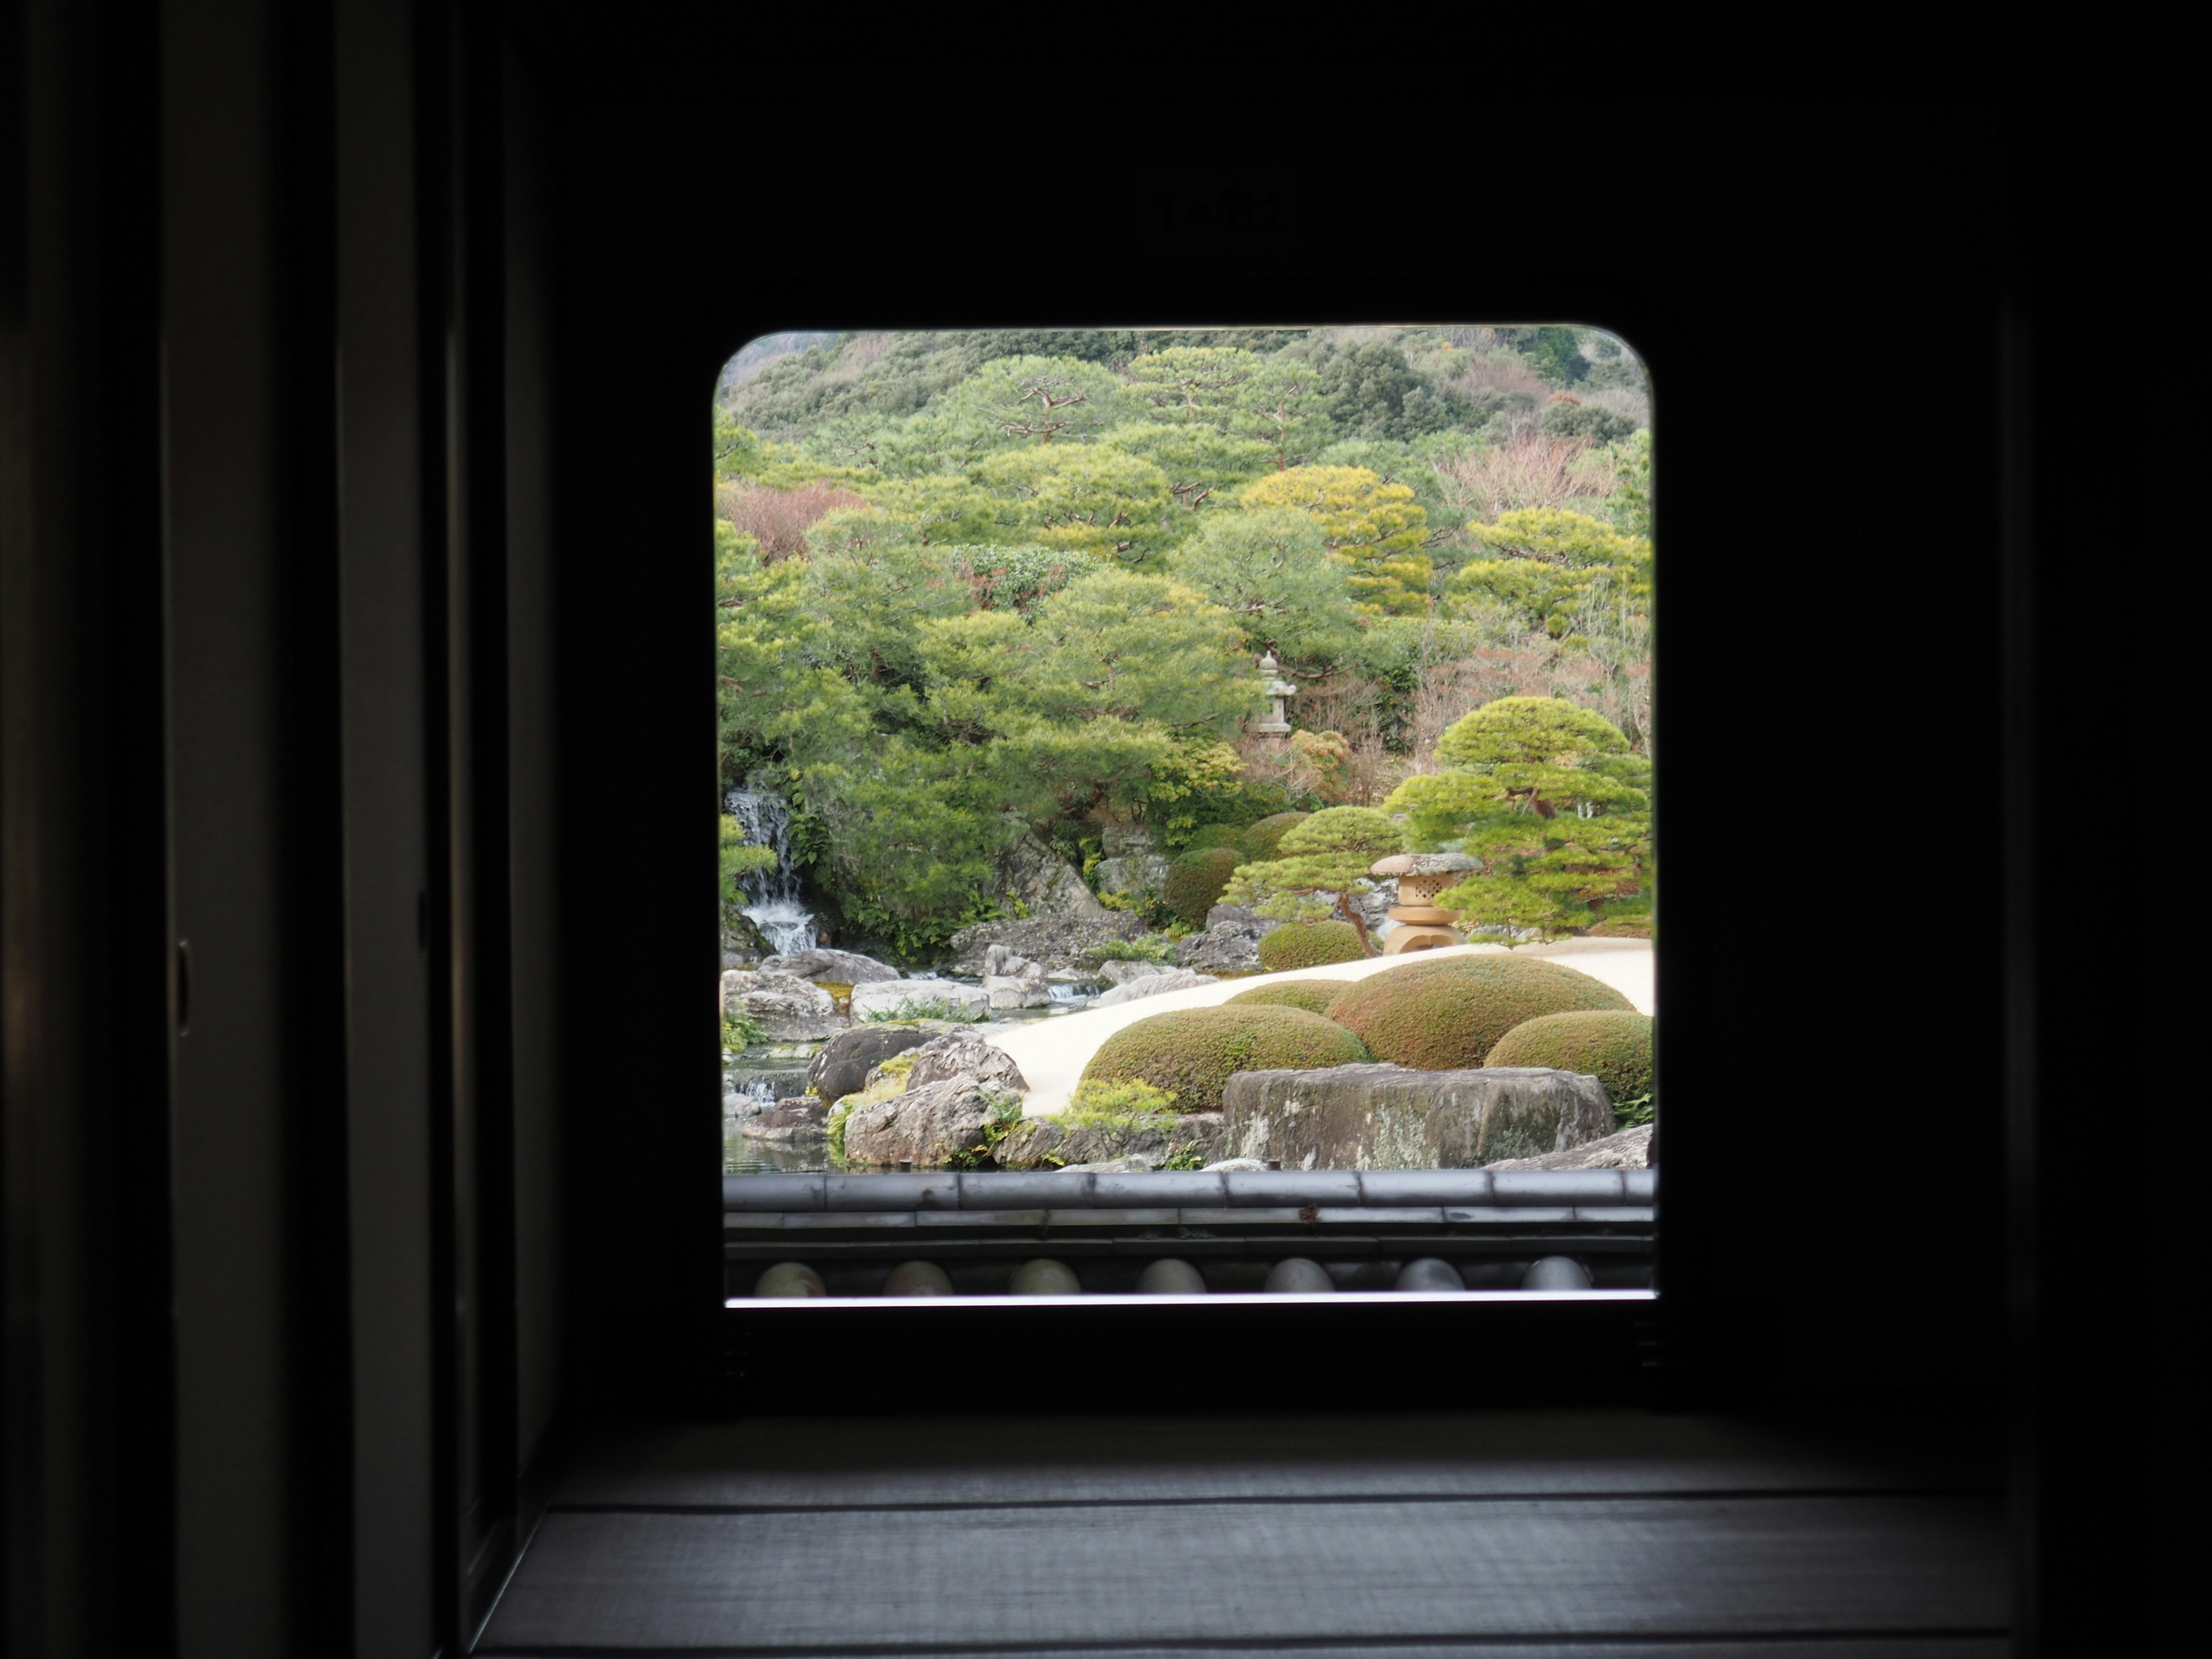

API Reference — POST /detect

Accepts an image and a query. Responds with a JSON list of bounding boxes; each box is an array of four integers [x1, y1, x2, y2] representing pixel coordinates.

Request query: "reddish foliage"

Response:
[[714, 480, 868, 562]]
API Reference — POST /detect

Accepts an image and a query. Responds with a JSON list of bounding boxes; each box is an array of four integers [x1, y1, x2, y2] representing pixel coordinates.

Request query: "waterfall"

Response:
[[725, 787, 819, 956]]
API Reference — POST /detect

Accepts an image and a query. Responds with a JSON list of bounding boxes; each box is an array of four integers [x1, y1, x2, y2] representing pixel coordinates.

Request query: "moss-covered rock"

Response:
[[1226, 979, 1346, 1016], [1325, 955, 1631, 1070], [1257, 921, 1366, 971], [1163, 846, 1243, 928], [1486, 1010, 1653, 1107], [1240, 812, 1309, 861], [1080, 1005, 1370, 1116]]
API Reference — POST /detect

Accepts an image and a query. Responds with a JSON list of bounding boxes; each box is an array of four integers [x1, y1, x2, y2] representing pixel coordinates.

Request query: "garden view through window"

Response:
[[715, 327, 1654, 1300]]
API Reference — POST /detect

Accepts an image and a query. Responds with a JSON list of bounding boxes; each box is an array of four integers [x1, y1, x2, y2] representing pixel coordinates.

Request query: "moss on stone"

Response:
[[1163, 846, 1243, 928], [1486, 1009, 1653, 1106], [1257, 920, 1366, 971], [1080, 1005, 1370, 1115], [1226, 979, 1347, 1016], [1325, 954, 1632, 1070]]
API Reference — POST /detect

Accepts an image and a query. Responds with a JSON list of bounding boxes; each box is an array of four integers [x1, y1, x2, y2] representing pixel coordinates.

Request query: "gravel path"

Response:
[[991, 940, 1654, 1116]]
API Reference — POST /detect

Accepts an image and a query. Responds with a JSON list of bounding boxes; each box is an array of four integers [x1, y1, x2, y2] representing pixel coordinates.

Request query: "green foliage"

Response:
[[1612, 1092, 1656, 1128], [721, 1011, 769, 1051], [1223, 806, 1402, 944], [1324, 955, 1632, 1070], [710, 328, 1651, 953], [1225, 979, 1346, 1014], [1081, 1005, 1371, 1115], [1240, 465, 1431, 617], [1540, 401, 1638, 445], [1238, 812, 1309, 861], [1185, 823, 1250, 853], [1387, 697, 1650, 939], [1163, 846, 1243, 927], [1165, 509, 1359, 664], [1256, 921, 1366, 971], [1524, 326, 1589, 386], [1065, 1077, 1180, 1119], [1484, 1010, 1654, 1108], [1088, 934, 1177, 964]]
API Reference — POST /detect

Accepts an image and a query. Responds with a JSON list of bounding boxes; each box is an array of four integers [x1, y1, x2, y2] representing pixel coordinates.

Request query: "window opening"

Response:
[[714, 326, 1654, 1300]]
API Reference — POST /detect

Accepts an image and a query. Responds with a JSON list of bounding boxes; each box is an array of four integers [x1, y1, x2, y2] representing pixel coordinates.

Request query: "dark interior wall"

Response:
[[556, 101, 2012, 1408]]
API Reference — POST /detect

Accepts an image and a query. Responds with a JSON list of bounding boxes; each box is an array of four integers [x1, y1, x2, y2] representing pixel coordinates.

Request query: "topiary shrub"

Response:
[[1184, 823, 1248, 853], [1324, 954, 1631, 1070], [1163, 846, 1243, 928], [1226, 979, 1345, 1016], [1257, 920, 1366, 971], [1486, 1010, 1653, 1106], [1240, 811, 1309, 861], [1080, 1005, 1370, 1115]]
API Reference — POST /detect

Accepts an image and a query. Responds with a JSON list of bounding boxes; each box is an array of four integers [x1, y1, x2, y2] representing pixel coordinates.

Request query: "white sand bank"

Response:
[[991, 938, 1653, 1116]]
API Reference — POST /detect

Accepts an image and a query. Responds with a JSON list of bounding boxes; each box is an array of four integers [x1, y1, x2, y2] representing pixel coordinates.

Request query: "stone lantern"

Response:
[[1252, 650, 1296, 738], [1368, 851, 1479, 954]]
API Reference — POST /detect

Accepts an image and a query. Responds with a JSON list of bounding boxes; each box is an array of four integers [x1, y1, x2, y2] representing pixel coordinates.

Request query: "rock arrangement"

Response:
[[1221, 1063, 1616, 1169], [947, 914, 1142, 975], [1090, 967, 1215, 1007], [1093, 823, 1171, 900], [979, 944, 1052, 1010], [848, 978, 990, 1022], [1173, 903, 1281, 974], [1483, 1121, 1653, 1171], [760, 947, 899, 984], [997, 827, 1107, 923], [806, 1026, 933, 1104], [837, 1030, 1031, 1167], [993, 1111, 1225, 1171], [719, 969, 846, 1041]]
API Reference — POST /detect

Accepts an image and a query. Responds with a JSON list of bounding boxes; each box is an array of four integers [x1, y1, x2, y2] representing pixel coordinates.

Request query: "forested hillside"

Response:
[[713, 326, 1652, 960]]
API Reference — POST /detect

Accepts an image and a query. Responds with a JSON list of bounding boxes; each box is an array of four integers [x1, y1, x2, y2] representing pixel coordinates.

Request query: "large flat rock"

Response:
[[1220, 1063, 1615, 1169]]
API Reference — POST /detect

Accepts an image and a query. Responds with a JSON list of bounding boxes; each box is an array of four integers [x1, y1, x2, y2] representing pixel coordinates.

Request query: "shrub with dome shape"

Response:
[[1223, 805, 1401, 952], [1226, 979, 1346, 1016], [1080, 1005, 1370, 1115], [1486, 1010, 1653, 1107], [1238, 812, 1308, 861], [1163, 845, 1243, 927], [1324, 953, 1631, 1070], [1256, 921, 1366, 971]]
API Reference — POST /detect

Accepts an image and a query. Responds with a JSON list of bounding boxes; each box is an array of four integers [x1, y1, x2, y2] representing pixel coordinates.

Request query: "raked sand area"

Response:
[[993, 938, 1654, 1116]]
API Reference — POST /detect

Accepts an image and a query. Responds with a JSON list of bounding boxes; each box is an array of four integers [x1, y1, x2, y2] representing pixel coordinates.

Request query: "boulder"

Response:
[[902, 1030, 1028, 1096], [1483, 1122, 1654, 1171], [1094, 828, 1172, 899], [1056, 1157, 1154, 1175], [1219, 1063, 1615, 1169], [982, 974, 1052, 1010], [1176, 903, 1283, 974], [806, 1026, 934, 1105], [739, 1098, 828, 1142], [948, 914, 1143, 975], [848, 978, 991, 1022], [760, 947, 900, 985], [1091, 968, 1216, 1008], [840, 1077, 998, 1168], [999, 827, 1107, 922], [993, 1111, 1224, 1171], [719, 969, 847, 1041], [1097, 959, 1168, 986]]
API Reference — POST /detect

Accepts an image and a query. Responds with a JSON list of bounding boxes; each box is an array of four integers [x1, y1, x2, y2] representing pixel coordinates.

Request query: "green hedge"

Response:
[[1485, 1009, 1653, 1106], [1184, 824, 1248, 853], [1080, 1005, 1370, 1115], [1257, 921, 1366, 971], [1325, 955, 1631, 1070], [1240, 811, 1309, 861], [1163, 846, 1243, 928], [1226, 979, 1345, 1016]]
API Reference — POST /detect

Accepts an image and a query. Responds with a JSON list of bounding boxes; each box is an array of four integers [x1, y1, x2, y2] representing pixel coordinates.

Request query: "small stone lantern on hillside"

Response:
[[1369, 851, 1479, 954], [1252, 651, 1296, 739]]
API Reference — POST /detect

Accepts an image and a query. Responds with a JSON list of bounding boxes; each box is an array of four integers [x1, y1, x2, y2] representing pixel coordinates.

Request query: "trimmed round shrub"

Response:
[[1324, 954, 1631, 1070], [1184, 823, 1248, 853], [1080, 1005, 1370, 1115], [1257, 921, 1367, 971], [1226, 979, 1344, 1016], [1163, 846, 1242, 927], [1486, 1010, 1653, 1105], [1240, 811, 1309, 861]]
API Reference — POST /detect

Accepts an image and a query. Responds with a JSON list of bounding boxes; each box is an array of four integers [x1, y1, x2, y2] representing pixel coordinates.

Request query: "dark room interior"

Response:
[[1, 8, 2164, 1655]]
